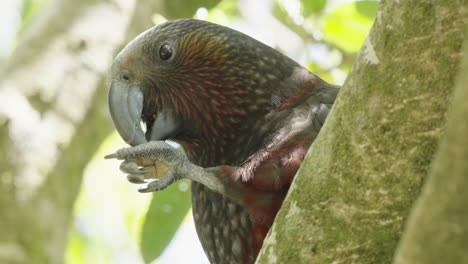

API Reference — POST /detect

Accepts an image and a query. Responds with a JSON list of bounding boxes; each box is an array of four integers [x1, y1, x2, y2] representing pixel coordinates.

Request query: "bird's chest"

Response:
[[191, 183, 256, 264], [190, 141, 312, 263]]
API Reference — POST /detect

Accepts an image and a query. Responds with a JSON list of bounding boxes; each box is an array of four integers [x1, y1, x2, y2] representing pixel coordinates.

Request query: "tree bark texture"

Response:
[[392, 32, 468, 264], [257, 0, 466, 263]]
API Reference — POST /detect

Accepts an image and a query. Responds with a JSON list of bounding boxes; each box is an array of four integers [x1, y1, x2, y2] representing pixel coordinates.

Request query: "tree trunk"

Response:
[[256, 0, 466, 263], [392, 32, 468, 264]]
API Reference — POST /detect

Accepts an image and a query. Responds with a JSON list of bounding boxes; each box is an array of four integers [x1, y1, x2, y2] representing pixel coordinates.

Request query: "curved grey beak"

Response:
[[108, 81, 182, 146], [108, 81, 146, 146]]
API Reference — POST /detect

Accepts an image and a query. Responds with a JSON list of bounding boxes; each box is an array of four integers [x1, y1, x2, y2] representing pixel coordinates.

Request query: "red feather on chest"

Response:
[[220, 139, 312, 255]]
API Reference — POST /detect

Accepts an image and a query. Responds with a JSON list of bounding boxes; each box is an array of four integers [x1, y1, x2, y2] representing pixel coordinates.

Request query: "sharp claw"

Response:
[[124, 168, 148, 174], [138, 180, 164, 193], [104, 153, 119, 159], [138, 185, 153, 193], [120, 160, 146, 175], [127, 174, 145, 184], [137, 174, 177, 193]]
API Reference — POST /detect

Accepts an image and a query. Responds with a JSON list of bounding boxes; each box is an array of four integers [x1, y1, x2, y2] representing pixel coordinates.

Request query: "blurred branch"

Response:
[[0, 0, 97, 78], [23, 77, 114, 263], [0, 0, 173, 262], [0, 0, 131, 262]]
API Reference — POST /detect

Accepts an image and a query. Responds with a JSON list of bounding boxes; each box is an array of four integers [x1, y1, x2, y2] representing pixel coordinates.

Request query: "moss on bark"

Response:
[[393, 32, 468, 264], [257, 0, 466, 263]]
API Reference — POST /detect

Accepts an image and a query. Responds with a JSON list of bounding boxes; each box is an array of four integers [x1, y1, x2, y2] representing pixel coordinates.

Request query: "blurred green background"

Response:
[[0, 0, 378, 263]]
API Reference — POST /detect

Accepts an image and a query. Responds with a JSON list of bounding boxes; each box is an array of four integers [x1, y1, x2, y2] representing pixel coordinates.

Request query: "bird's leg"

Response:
[[104, 141, 307, 225], [105, 141, 241, 197]]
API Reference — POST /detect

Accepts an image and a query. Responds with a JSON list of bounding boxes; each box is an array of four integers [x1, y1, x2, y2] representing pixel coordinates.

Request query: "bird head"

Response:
[[108, 19, 301, 158]]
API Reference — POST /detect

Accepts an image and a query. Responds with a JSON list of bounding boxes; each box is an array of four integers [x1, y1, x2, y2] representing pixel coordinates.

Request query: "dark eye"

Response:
[[159, 44, 172, 60]]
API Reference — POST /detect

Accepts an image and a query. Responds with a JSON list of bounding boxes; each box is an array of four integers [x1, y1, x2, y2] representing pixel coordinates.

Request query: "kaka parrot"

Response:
[[105, 19, 340, 263]]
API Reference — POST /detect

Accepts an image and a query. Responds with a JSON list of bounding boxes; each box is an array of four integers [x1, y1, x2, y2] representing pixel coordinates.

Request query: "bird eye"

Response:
[[159, 44, 172, 60]]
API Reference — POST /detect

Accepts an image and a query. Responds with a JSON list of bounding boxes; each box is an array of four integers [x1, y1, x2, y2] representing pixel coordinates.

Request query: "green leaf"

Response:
[[356, 0, 380, 18], [302, 0, 327, 17], [164, 0, 222, 19], [140, 179, 192, 263], [323, 1, 379, 53], [20, 0, 48, 29]]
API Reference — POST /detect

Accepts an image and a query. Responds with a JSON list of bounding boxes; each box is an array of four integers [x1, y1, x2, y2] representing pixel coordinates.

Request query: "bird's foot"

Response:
[[105, 141, 189, 193]]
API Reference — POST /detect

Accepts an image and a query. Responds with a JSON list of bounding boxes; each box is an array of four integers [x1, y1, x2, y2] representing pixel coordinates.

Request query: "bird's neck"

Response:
[[177, 119, 269, 167], [177, 67, 325, 167]]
